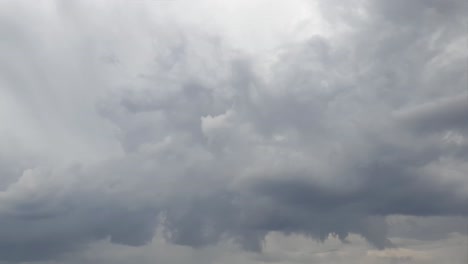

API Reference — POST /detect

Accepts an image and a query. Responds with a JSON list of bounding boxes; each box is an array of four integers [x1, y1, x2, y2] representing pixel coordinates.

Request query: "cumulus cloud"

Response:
[[0, 0, 467, 262]]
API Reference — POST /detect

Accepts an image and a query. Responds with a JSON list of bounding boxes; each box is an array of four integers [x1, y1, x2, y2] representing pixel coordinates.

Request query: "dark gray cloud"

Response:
[[0, 0, 467, 262]]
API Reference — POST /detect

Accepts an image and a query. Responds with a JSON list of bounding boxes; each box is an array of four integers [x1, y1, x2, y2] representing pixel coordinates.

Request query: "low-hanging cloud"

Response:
[[0, 0, 467, 262]]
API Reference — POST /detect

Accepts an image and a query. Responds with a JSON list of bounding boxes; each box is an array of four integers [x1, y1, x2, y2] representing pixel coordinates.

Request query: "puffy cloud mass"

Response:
[[0, 0, 467, 263]]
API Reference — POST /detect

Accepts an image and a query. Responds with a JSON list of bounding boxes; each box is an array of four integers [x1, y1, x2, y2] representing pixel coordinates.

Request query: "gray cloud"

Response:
[[0, 0, 467, 262]]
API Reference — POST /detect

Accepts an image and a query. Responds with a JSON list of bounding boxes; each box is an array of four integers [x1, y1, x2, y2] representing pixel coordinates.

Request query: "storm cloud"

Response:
[[0, 0, 467, 262]]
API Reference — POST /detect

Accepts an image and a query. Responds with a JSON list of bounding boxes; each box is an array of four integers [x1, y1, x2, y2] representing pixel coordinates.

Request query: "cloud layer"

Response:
[[0, 0, 467, 262]]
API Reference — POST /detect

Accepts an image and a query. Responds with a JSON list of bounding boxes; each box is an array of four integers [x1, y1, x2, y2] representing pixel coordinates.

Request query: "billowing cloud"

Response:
[[0, 0, 467, 262]]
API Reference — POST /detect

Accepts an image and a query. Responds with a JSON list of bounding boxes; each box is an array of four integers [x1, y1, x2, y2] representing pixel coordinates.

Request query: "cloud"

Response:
[[0, 0, 467, 262], [18, 232, 468, 264]]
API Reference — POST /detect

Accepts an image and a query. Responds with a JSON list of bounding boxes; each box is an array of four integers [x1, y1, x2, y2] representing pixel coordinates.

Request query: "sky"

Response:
[[0, 0, 467, 263]]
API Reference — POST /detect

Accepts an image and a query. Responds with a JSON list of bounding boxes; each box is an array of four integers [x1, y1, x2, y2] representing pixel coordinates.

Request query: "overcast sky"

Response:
[[0, 0, 467, 263]]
